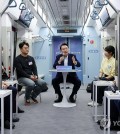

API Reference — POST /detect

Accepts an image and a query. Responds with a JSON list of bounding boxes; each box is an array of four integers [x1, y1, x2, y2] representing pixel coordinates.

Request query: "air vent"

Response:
[[57, 29, 77, 33], [62, 15, 69, 20], [63, 21, 70, 24], [59, 0, 68, 1]]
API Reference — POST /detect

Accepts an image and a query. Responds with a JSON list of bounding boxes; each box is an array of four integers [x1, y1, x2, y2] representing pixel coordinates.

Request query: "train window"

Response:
[[38, 5, 42, 17], [47, 21, 51, 28], [43, 12, 46, 23]]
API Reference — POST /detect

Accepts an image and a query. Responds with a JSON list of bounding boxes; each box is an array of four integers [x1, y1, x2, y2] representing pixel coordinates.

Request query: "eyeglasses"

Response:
[[23, 47, 29, 49]]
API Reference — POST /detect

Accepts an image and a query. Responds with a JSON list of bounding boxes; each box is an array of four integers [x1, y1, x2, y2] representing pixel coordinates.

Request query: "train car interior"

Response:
[[0, 0, 120, 134]]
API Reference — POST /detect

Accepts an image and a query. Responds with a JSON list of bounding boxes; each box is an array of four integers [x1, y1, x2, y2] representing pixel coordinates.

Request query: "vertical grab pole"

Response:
[[0, 14, 2, 88], [10, 30, 14, 80], [115, 23, 117, 76], [117, 13, 120, 91], [62, 72, 68, 103]]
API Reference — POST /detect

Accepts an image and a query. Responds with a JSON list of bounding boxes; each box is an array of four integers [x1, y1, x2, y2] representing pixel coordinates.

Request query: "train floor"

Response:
[[5, 85, 117, 134]]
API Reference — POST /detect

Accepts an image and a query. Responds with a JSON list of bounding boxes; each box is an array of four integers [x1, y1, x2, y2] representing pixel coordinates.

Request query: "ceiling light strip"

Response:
[[70, 0, 72, 27], [55, 0, 63, 26], [46, 0, 58, 26], [77, 0, 82, 26], [75, 0, 80, 26]]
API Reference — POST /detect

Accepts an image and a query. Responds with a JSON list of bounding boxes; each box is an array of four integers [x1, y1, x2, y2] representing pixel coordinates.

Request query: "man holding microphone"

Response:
[[52, 43, 81, 103]]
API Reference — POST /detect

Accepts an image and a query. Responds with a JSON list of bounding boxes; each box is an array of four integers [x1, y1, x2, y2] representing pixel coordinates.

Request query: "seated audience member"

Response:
[[108, 100, 120, 130], [98, 86, 120, 130], [88, 45, 115, 106], [14, 41, 48, 105], [0, 82, 19, 129], [97, 80, 119, 130], [109, 86, 120, 130], [2, 64, 24, 113], [52, 43, 81, 103]]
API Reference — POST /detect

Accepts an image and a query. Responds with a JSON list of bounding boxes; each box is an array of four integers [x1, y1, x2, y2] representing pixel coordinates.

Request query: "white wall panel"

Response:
[[5, 0, 21, 20], [109, 0, 120, 11], [0, 0, 10, 13]]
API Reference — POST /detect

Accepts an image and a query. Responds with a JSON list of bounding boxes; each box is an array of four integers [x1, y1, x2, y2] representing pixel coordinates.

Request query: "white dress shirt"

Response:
[[64, 56, 68, 66]]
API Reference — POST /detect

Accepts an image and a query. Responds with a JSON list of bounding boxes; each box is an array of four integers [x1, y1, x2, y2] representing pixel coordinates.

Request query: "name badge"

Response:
[[29, 62, 33, 65], [108, 65, 111, 69]]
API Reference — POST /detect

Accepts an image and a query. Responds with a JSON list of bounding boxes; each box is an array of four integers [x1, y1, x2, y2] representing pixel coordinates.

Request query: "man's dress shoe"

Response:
[[18, 107, 24, 113], [54, 95, 63, 103], [69, 94, 77, 103], [4, 120, 15, 129], [13, 117, 19, 122]]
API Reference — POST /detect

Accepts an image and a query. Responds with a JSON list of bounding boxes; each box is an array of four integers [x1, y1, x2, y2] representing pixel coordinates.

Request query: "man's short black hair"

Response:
[[104, 45, 115, 56], [19, 41, 29, 49], [60, 43, 68, 50]]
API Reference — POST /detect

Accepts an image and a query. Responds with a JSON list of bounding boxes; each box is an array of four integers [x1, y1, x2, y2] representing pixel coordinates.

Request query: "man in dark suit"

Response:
[[52, 43, 81, 103]]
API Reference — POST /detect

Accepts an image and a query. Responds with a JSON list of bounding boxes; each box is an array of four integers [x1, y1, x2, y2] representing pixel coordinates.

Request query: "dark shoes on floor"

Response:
[[69, 94, 77, 103], [31, 97, 38, 103], [13, 117, 19, 122], [25, 99, 31, 106], [54, 94, 77, 103], [25, 97, 38, 105], [18, 107, 24, 113], [97, 120, 101, 125], [54, 95, 63, 103], [4, 120, 15, 129]]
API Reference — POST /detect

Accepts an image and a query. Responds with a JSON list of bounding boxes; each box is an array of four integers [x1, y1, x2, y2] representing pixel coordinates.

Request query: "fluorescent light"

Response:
[[38, 5, 42, 16], [43, 12, 46, 23], [61, 35, 74, 37]]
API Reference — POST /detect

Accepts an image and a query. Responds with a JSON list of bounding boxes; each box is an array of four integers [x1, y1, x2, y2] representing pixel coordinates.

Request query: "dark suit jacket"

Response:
[[53, 53, 81, 78]]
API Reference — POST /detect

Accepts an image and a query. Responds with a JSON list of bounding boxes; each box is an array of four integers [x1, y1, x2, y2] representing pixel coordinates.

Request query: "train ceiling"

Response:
[[39, 0, 87, 28]]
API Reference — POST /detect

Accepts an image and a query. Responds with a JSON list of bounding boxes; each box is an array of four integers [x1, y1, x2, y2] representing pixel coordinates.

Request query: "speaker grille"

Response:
[[59, 0, 69, 1]]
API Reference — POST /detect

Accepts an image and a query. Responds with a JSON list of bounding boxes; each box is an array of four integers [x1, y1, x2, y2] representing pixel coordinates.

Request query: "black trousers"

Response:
[[52, 75, 81, 95], [105, 100, 120, 127], [91, 81, 107, 104], [110, 100, 119, 125], [0, 86, 17, 120]]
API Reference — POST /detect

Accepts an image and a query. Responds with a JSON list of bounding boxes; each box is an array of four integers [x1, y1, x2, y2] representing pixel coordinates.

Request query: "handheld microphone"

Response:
[[62, 53, 65, 59]]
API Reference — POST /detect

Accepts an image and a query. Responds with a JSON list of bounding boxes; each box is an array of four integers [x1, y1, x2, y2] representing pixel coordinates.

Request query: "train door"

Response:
[[86, 37, 100, 83]]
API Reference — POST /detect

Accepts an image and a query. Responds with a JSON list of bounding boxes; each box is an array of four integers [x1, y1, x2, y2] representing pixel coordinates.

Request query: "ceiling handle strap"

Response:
[[8, 0, 17, 8]]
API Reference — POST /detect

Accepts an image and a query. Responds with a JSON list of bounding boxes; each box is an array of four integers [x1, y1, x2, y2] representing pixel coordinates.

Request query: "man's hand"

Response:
[[58, 56, 64, 64], [2, 81, 9, 89], [30, 75, 37, 81], [34, 75, 38, 79], [99, 72, 103, 78], [72, 56, 77, 65]]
